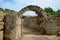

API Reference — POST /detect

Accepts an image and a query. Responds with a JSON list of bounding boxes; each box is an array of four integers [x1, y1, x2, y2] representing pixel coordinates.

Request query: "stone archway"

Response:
[[19, 5, 48, 33], [19, 5, 48, 40], [19, 5, 47, 18]]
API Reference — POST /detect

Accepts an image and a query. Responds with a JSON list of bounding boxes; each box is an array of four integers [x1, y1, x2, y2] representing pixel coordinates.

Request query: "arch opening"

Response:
[[22, 11, 38, 34], [23, 11, 37, 16]]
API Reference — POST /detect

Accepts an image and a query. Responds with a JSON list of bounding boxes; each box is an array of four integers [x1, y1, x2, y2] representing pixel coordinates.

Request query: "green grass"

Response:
[[18, 36, 23, 40]]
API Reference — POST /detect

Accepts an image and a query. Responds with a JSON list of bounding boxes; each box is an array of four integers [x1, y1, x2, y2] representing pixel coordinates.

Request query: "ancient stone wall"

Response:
[[4, 12, 21, 40], [22, 14, 60, 35], [0, 11, 22, 40], [45, 14, 60, 35], [22, 16, 45, 34]]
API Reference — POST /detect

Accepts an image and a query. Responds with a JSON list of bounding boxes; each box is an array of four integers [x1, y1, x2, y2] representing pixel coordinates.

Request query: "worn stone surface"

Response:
[[0, 31, 3, 40], [4, 13, 16, 40], [0, 11, 4, 21], [23, 34, 58, 40], [0, 22, 4, 30], [22, 16, 45, 34], [15, 13, 21, 40], [4, 12, 21, 40], [22, 14, 60, 36], [0, 11, 4, 40], [45, 14, 60, 35]]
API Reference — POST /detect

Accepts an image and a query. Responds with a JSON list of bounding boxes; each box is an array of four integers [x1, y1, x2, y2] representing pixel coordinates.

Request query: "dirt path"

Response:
[[23, 34, 58, 40], [22, 25, 59, 40]]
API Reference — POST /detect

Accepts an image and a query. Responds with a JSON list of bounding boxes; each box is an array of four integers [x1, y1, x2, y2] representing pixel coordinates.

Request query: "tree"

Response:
[[56, 10, 60, 14], [5, 9, 15, 13], [44, 7, 54, 13], [22, 16, 26, 19], [0, 8, 4, 11], [57, 10, 60, 12]]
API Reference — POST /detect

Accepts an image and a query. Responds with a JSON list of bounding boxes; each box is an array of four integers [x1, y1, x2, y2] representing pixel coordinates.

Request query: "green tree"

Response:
[[44, 7, 54, 13], [57, 10, 60, 12], [56, 10, 60, 14], [0, 8, 4, 11], [5, 9, 15, 13], [22, 16, 26, 19]]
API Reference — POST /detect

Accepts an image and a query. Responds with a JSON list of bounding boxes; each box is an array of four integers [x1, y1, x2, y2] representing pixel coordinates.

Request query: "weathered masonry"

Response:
[[0, 5, 60, 40]]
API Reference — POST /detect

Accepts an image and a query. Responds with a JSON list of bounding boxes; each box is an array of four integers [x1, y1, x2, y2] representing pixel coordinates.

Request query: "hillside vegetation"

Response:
[[44, 7, 60, 15]]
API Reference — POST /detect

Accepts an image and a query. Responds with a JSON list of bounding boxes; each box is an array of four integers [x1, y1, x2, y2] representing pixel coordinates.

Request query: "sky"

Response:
[[0, 0, 60, 16]]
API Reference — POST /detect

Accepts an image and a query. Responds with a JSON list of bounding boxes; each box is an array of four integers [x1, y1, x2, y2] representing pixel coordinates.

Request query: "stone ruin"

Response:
[[0, 5, 60, 40], [22, 15, 60, 35]]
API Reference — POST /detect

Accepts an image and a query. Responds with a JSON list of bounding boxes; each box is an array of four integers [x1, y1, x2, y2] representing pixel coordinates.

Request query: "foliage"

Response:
[[5, 9, 15, 12], [57, 10, 60, 12], [18, 36, 22, 40], [56, 10, 60, 14], [0, 7, 15, 13], [44, 7, 60, 15], [44, 7, 54, 13], [0, 8, 3, 11], [49, 12, 56, 15], [22, 16, 26, 19]]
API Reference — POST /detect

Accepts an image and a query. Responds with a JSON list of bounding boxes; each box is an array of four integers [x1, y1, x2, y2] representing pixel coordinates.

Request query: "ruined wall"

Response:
[[22, 14, 60, 35], [4, 12, 21, 40], [22, 16, 46, 34], [0, 11, 22, 40], [45, 14, 60, 35]]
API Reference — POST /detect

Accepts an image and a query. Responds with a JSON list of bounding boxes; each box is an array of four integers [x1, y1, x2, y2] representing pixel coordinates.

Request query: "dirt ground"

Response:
[[23, 34, 60, 40]]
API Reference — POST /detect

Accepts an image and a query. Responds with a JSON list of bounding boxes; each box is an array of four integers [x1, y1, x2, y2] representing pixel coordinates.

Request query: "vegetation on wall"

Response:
[[0, 8, 15, 13]]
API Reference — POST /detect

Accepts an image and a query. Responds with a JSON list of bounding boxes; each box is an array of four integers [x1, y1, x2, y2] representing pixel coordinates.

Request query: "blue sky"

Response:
[[0, 0, 60, 16]]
